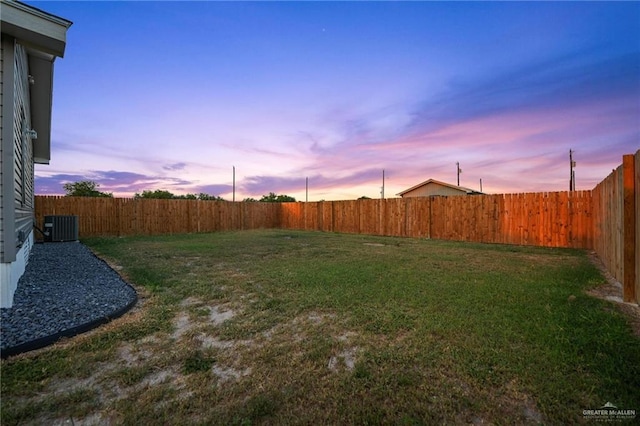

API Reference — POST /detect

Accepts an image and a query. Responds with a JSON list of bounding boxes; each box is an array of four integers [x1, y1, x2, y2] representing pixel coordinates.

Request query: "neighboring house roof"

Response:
[[1, 0, 72, 164], [397, 179, 483, 197]]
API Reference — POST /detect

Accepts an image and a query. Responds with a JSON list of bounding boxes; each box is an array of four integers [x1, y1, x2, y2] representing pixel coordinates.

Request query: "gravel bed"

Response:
[[1, 242, 137, 355]]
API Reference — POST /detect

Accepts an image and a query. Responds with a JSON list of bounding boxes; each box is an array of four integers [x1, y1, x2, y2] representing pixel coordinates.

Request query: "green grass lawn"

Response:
[[2, 230, 639, 424]]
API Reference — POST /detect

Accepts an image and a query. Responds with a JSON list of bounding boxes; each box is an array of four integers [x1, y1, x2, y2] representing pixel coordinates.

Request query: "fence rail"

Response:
[[34, 151, 639, 304]]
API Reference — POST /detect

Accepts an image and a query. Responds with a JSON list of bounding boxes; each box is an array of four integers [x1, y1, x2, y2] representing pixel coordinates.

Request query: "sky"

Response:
[[29, 0, 640, 201]]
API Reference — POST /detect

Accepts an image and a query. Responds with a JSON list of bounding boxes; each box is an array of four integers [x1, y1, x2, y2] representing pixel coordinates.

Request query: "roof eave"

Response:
[[1, 0, 72, 164], [397, 179, 435, 196], [1, 0, 72, 57], [397, 178, 483, 196]]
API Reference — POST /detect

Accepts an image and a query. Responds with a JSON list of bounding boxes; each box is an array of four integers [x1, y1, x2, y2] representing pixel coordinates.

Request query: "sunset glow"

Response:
[[30, 1, 640, 200]]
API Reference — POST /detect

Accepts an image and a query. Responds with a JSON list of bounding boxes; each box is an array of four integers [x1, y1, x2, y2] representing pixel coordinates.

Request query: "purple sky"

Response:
[[31, 1, 640, 200]]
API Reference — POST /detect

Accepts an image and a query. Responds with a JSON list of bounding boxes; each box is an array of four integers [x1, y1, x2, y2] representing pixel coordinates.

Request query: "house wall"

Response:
[[401, 183, 468, 197], [1, 1, 70, 308], [0, 230, 31, 307], [0, 38, 35, 308], [1, 36, 4, 265], [0, 36, 16, 267], [13, 43, 35, 245]]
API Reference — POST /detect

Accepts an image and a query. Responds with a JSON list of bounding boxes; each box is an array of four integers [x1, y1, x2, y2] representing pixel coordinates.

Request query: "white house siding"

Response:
[[0, 231, 31, 308]]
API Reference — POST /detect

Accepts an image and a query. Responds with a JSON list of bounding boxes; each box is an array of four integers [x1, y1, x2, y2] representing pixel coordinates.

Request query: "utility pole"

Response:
[[306, 177, 308, 202], [233, 166, 236, 202], [480, 178, 483, 193], [381, 169, 385, 199], [456, 162, 462, 186], [569, 150, 576, 191]]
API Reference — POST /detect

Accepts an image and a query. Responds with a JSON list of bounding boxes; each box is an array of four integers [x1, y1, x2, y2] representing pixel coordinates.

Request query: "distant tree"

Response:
[[243, 197, 258, 202], [63, 180, 112, 197], [135, 190, 175, 199], [259, 192, 296, 202], [178, 193, 225, 201], [197, 193, 224, 201], [259, 192, 278, 202], [134, 190, 224, 200], [276, 194, 296, 202], [358, 196, 371, 200], [177, 193, 198, 200]]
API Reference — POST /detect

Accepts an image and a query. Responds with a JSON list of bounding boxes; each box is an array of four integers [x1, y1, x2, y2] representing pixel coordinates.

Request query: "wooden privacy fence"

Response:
[[592, 150, 639, 304], [34, 150, 639, 304], [35, 197, 281, 237], [36, 191, 593, 248], [278, 192, 593, 248]]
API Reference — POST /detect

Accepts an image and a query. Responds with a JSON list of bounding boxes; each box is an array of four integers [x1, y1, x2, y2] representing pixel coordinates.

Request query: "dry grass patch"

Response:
[[2, 230, 639, 425]]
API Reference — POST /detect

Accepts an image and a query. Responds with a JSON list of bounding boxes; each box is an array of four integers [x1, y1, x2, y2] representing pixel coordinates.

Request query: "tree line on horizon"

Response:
[[62, 180, 296, 202]]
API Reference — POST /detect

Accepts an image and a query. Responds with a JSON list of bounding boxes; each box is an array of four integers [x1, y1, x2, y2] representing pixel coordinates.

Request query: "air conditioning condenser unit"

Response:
[[44, 215, 79, 242]]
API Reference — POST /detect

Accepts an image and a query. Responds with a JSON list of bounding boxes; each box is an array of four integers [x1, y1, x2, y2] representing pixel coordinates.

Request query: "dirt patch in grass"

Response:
[[328, 347, 358, 372], [586, 251, 640, 337], [212, 365, 252, 382]]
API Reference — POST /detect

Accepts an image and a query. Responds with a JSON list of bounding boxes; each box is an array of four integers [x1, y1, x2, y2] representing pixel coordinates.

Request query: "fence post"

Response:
[[636, 150, 640, 304], [622, 154, 637, 303], [428, 197, 432, 239]]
